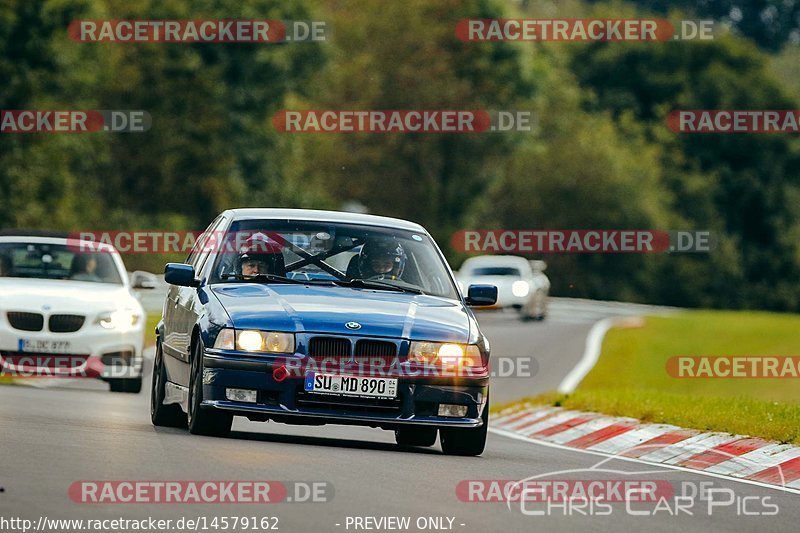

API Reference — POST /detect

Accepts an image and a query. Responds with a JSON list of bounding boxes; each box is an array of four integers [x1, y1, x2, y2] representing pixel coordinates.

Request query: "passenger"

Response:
[[70, 253, 101, 282]]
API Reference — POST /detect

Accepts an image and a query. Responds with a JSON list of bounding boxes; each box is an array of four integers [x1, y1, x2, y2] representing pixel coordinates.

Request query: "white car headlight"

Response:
[[511, 280, 530, 297], [96, 309, 141, 330], [213, 328, 295, 353], [408, 341, 482, 365]]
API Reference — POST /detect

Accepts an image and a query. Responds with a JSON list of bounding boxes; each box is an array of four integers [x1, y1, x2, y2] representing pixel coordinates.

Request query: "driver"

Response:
[[237, 233, 283, 278], [357, 237, 406, 280]]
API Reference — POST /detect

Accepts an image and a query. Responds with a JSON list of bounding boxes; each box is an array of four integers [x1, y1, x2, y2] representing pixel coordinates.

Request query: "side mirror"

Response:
[[131, 270, 158, 290], [164, 263, 198, 287], [465, 284, 498, 306]]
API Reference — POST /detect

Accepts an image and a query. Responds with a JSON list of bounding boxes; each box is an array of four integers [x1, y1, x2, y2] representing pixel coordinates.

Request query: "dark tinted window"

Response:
[[470, 267, 521, 276]]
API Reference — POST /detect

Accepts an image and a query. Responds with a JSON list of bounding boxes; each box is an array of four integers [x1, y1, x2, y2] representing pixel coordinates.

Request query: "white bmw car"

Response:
[[457, 255, 550, 321], [0, 234, 147, 392]]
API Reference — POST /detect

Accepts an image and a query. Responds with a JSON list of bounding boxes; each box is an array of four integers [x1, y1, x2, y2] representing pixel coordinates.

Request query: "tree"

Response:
[[281, 0, 534, 244], [586, 0, 800, 51], [571, 36, 800, 309]]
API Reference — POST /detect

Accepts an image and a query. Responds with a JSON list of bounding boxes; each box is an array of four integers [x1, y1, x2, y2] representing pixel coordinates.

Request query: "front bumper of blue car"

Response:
[[201, 349, 489, 430]]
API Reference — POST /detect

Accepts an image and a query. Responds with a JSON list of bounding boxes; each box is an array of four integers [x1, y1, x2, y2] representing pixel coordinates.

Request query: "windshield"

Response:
[[206, 220, 458, 299], [470, 267, 522, 277], [0, 242, 124, 285]]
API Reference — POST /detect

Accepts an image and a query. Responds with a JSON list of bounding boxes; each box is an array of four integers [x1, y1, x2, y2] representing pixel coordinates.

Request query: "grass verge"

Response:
[[145, 312, 160, 348], [495, 310, 800, 444]]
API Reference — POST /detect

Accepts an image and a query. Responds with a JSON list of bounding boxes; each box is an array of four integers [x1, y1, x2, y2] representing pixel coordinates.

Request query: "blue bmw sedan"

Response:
[[151, 209, 497, 455]]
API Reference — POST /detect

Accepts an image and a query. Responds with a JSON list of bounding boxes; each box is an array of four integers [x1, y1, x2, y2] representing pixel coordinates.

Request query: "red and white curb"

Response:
[[491, 404, 800, 494]]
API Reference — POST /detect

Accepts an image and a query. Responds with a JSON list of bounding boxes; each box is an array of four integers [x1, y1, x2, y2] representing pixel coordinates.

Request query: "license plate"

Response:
[[304, 372, 398, 399], [18, 339, 72, 354]]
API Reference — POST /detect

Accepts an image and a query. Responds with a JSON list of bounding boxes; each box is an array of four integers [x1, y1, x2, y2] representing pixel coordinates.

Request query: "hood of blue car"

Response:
[[211, 284, 470, 343]]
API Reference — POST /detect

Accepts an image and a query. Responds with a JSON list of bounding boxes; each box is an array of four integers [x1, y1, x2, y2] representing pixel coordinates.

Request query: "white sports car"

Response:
[[457, 255, 550, 321], [0, 234, 147, 392]]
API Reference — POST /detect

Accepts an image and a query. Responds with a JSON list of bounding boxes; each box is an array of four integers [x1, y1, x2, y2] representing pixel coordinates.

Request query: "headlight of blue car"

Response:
[[214, 328, 295, 353], [408, 341, 482, 366]]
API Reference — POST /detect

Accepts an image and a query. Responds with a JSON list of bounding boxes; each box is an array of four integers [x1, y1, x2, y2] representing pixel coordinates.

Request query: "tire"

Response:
[[440, 398, 489, 456], [187, 337, 232, 437], [150, 341, 187, 427], [109, 376, 142, 393], [521, 292, 546, 322], [535, 294, 547, 322], [126, 376, 143, 393], [395, 426, 438, 447], [535, 292, 548, 321]]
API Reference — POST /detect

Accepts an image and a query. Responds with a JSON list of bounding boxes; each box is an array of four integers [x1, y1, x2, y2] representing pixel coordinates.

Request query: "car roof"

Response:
[[224, 208, 427, 233], [0, 235, 72, 245], [0, 235, 117, 253], [0, 229, 69, 239]]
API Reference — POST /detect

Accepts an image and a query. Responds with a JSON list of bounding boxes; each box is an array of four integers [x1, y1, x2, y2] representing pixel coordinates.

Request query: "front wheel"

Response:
[[150, 341, 187, 427], [187, 338, 232, 437], [109, 376, 142, 393], [395, 426, 438, 447], [521, 291, 547, 322], [534, 291, 548, 321], [440, 399, 489, 456]]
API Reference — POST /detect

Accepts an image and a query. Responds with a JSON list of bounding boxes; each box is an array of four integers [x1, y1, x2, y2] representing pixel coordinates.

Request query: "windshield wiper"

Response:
[[220, 273, 335, 286], [334, 278, 425, 295]]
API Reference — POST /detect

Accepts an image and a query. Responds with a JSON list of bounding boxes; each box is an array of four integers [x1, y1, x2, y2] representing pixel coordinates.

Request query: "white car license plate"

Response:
[[18, 339, 72, 354], [304, 372, 398, 399]]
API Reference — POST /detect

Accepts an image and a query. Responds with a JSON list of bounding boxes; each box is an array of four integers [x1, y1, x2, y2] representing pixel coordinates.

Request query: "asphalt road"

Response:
[[1, 299, 797, 532]]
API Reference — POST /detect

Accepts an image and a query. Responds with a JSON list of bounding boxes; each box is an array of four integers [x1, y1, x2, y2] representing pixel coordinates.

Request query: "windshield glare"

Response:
[[0, 242, 123, 285], [206, 220, 458, 299]]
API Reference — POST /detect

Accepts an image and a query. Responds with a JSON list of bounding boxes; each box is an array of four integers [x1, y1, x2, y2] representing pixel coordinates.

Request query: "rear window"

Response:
[[470, 267, 521, 277]]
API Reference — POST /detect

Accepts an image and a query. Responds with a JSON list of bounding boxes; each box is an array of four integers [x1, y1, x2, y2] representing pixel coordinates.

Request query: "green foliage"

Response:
[[2, 0, 800, 310], [587, 0, 800, 51], [570, 36, 800, 309], [0, 0, 326, 231], [283, 0, 534, 245]]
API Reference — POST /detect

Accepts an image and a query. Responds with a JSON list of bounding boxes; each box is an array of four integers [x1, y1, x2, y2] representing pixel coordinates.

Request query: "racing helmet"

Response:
[[358, 237, 406, 279], [237, 232, 283, 275]]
